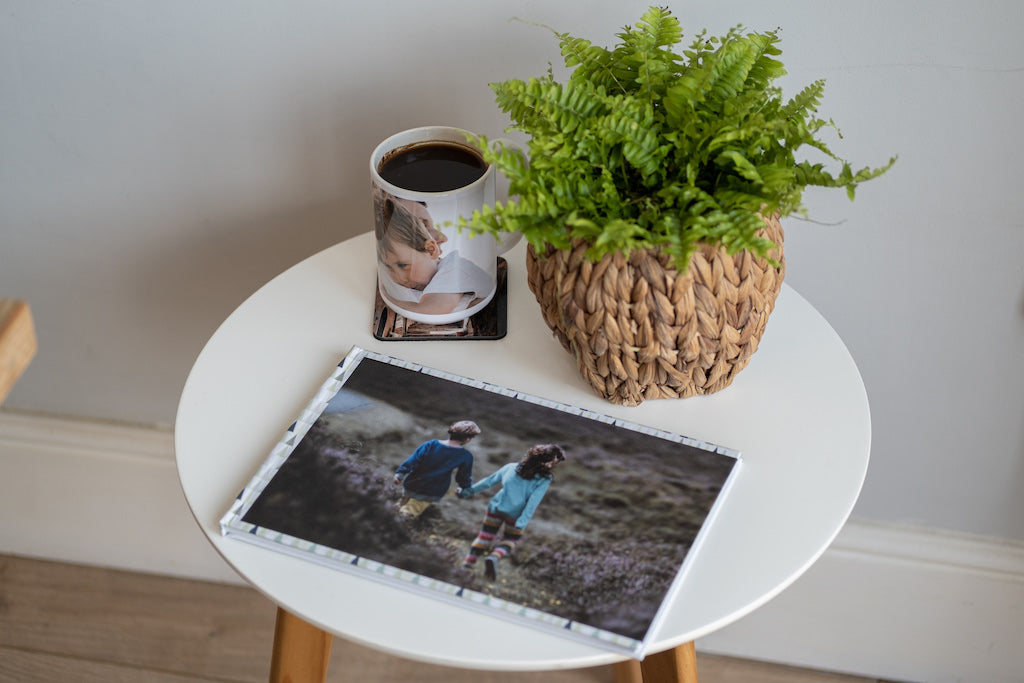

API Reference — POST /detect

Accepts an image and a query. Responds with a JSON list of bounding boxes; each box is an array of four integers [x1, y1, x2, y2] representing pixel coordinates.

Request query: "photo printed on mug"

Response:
[[372, 188, 495, 321]]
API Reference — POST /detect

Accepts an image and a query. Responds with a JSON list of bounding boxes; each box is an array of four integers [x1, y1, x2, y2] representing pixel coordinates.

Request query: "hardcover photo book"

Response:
[[220, 347, 742, 657]]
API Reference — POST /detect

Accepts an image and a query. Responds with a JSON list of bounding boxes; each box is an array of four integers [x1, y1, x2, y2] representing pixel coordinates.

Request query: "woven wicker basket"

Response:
[[525, 215, 786, 406]]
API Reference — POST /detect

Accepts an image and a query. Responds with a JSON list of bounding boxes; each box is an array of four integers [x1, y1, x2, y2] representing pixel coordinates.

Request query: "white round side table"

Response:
[[175, 232, 870, 682]]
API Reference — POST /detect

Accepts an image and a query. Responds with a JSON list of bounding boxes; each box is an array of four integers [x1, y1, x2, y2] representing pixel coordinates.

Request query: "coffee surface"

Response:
[[378, 142, 487, 192]]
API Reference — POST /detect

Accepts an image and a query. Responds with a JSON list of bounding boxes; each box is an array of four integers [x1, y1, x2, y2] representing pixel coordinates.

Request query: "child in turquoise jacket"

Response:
[[458, 443, 565, 580]]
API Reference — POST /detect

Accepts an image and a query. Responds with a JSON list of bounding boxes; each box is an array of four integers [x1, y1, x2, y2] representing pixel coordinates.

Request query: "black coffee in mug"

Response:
[[378, 142, 488, 192]]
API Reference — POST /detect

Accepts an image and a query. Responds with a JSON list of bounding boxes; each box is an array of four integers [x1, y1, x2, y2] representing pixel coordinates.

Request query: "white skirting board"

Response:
[[0, 410, 242, 585], [1, 411, 1022, 682]]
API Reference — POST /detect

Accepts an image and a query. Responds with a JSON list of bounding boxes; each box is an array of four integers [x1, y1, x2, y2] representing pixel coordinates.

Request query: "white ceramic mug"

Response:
[[370, 126, 520, 325]]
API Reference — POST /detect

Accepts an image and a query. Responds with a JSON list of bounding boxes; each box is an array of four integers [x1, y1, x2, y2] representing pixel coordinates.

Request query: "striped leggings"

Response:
[[464, 511, 523, 565]]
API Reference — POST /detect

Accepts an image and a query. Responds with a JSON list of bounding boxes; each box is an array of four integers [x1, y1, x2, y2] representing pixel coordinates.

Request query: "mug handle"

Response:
[[489, 137, 526, 255]]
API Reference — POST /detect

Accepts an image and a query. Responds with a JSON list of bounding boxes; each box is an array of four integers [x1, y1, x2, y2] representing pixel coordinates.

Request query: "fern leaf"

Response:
[[594, 103, 667, 181], [792, 161, 842, 188], [557, 32, 624, 93], [742, 32, 786, 93], [635, 6, 683, 49], [559, 35, 597, 68], [715, 149, 764, 185], [782, 79, 826, 120], [492, 77, 607, 135]]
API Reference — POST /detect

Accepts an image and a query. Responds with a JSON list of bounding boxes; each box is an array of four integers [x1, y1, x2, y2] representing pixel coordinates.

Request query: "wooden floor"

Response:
[[0, 554, 888, 683]]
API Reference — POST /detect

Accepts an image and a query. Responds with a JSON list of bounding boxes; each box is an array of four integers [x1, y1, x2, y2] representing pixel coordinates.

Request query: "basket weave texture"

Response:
[[525, 215, 786, 406]]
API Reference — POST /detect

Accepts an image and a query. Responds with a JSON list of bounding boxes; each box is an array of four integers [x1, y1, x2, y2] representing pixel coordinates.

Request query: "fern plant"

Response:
[[462, 6, 895, 268]]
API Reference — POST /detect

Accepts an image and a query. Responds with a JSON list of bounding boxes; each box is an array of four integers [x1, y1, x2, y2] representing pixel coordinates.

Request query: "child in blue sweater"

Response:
[[393, 420, 481, 519], [458, 443, 565, 580]]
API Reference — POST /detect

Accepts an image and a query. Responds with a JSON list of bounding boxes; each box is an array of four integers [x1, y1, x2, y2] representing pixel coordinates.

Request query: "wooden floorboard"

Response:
[[0, 554, 882, 682], [0, 646, 212, 683], [0, 553, 274, 681]]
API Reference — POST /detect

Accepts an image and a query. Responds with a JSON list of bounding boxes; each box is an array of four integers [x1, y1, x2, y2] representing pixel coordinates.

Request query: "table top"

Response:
[[175, 231, 870, 671]]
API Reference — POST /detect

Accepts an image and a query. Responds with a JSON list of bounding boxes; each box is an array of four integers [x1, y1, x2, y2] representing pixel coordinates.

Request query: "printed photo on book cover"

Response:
[[222, 349, 740, 654]]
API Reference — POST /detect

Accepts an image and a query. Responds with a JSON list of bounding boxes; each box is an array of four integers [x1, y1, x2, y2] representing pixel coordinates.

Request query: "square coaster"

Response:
[[372, 257, 507, 341]]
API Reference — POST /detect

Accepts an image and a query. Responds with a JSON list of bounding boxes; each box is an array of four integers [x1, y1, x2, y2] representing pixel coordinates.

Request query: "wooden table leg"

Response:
[[613, 658, 644, 683], [631, 641, 698, 683], [0, 299, 36, 405], [269, 608, 333, 683]]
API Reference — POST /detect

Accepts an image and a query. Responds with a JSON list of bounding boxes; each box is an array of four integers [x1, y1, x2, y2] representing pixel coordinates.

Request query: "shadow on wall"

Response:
[[128, 40, 517, 386], [139, 198, 358, 337], [125, 77, 474, 407], [131, 10, 526, 354], [3, 12, 525, 424]]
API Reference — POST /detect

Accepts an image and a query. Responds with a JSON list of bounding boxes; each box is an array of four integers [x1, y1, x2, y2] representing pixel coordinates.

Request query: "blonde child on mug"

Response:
[[373, 193, 493, 317]]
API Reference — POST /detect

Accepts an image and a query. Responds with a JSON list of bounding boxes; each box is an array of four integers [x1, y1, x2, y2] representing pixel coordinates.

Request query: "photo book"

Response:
[[220, 347, 742, 658]]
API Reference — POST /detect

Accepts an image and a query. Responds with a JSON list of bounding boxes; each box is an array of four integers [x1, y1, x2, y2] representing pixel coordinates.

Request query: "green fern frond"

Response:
[[742, 32, 786, 92], [706, 36, 759, 100], [461, 6, 895, 269], [792, 161, 846, 189], [595, 103, 667, 181], [714, 149, 764, 185], [558, 33, 625, 93], [492, 77, 608, 135], [618, 7, 685, 98], [558, 35, 597, 68], [782, 79, 826, 120], [633, 6, 684, 49]]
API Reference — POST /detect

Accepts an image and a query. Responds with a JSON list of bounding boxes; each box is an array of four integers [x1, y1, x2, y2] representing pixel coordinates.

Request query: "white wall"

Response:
[[1, 0, 1023, 661]]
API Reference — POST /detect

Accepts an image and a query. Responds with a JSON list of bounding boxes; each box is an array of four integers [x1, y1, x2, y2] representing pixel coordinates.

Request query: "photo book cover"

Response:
[[220, 347, 741, 657]]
